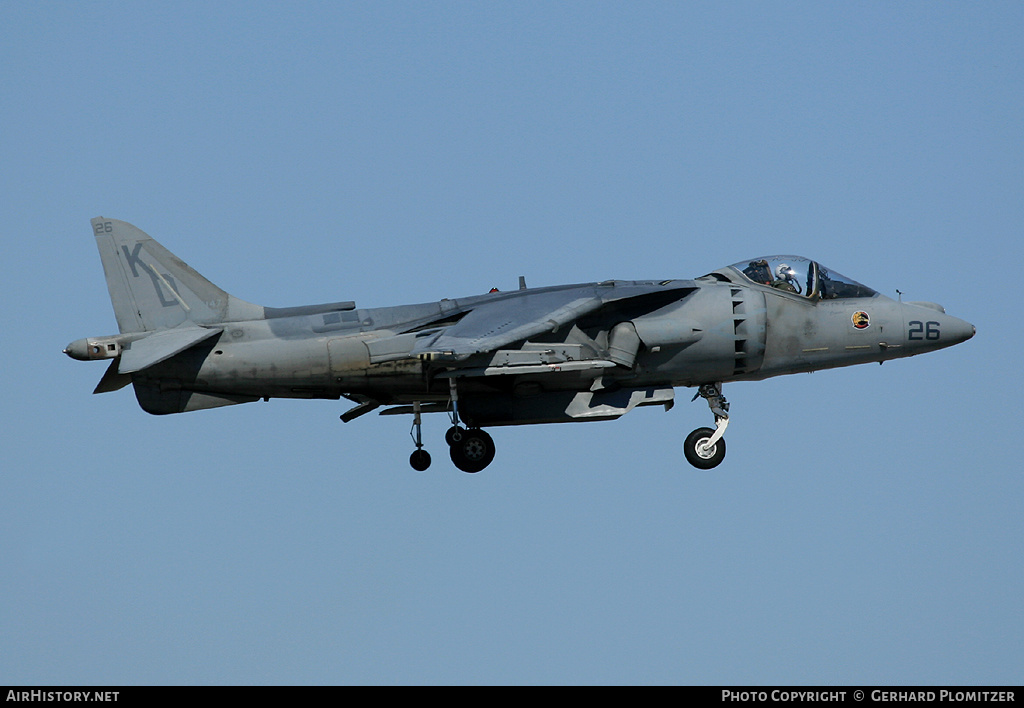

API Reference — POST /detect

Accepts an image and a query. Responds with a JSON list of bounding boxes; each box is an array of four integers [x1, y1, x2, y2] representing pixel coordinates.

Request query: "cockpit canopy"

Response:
[[730, 256, 877, 300]]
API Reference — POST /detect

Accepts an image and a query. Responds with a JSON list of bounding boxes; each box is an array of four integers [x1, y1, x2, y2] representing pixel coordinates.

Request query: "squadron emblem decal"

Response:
[[852, 311, 871, 330]]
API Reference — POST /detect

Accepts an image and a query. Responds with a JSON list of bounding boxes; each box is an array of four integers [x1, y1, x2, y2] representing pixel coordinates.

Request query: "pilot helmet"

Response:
[[776, 264, 796, 281]]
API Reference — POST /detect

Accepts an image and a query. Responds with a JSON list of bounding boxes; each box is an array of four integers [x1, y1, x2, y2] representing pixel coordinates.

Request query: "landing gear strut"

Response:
[[409, 401, 431, 471], [445, 378, 496, 473], [402, 379, 498, 473], [685, 383, 729, 469]]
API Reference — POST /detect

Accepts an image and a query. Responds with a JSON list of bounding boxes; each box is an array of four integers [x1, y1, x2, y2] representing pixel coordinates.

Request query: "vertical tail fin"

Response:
[[92, 217, 264, 333]]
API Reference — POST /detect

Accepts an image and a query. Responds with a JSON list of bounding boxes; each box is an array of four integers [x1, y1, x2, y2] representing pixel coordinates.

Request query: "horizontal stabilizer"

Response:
[[118, 326, 223, 374]]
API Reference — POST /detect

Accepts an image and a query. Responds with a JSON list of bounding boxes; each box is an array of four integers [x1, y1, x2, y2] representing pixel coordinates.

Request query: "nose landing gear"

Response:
[[685, 383, 729, 469]]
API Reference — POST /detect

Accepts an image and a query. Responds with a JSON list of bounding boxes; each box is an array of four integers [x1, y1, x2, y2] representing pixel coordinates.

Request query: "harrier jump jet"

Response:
[[66, 218, 975, 472]]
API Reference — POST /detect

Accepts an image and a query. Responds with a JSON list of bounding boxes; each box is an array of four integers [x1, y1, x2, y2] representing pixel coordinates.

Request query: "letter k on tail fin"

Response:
[[92, 217, 264, 333]]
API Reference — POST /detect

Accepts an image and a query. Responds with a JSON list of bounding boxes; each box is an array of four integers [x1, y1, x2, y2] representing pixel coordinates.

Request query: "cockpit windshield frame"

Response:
[[730, 256, 877, 300]]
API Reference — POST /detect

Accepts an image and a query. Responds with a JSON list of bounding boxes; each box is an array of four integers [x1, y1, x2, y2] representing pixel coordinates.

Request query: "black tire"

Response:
[[445, 425, 465, 447], [410, 449, 431, 472], [449, 429, 496, 473], [683, 427, 726, 469]]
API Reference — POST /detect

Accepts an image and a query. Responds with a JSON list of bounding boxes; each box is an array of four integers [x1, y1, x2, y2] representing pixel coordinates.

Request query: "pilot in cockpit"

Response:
[[773, 263, 802, 294]]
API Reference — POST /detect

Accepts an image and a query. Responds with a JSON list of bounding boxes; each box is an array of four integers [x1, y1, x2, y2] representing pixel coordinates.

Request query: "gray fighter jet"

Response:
[[66, 218, 975, 472]]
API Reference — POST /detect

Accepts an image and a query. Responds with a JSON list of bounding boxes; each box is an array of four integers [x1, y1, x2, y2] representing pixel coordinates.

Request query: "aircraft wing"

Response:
[[411, 282, 696, 359]]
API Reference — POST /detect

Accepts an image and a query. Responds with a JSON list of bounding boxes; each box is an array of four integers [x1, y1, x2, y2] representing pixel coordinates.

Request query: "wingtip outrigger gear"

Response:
[[409, 401, 431, 471]]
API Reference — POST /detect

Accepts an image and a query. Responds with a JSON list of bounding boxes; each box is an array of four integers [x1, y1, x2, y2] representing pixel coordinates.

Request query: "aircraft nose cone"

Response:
[[901, 303, 975, 352], [931, 307, 975, 345], [948, 316, 976, 345]]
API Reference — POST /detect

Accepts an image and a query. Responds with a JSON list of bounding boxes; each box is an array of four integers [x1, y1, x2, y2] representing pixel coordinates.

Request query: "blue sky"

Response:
[[2, 1, 1022, 685]]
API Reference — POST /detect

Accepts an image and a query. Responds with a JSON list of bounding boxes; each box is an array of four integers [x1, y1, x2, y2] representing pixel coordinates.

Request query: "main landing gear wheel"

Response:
[[684, 427, 726, 469], [449, 428, 496, 473]]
